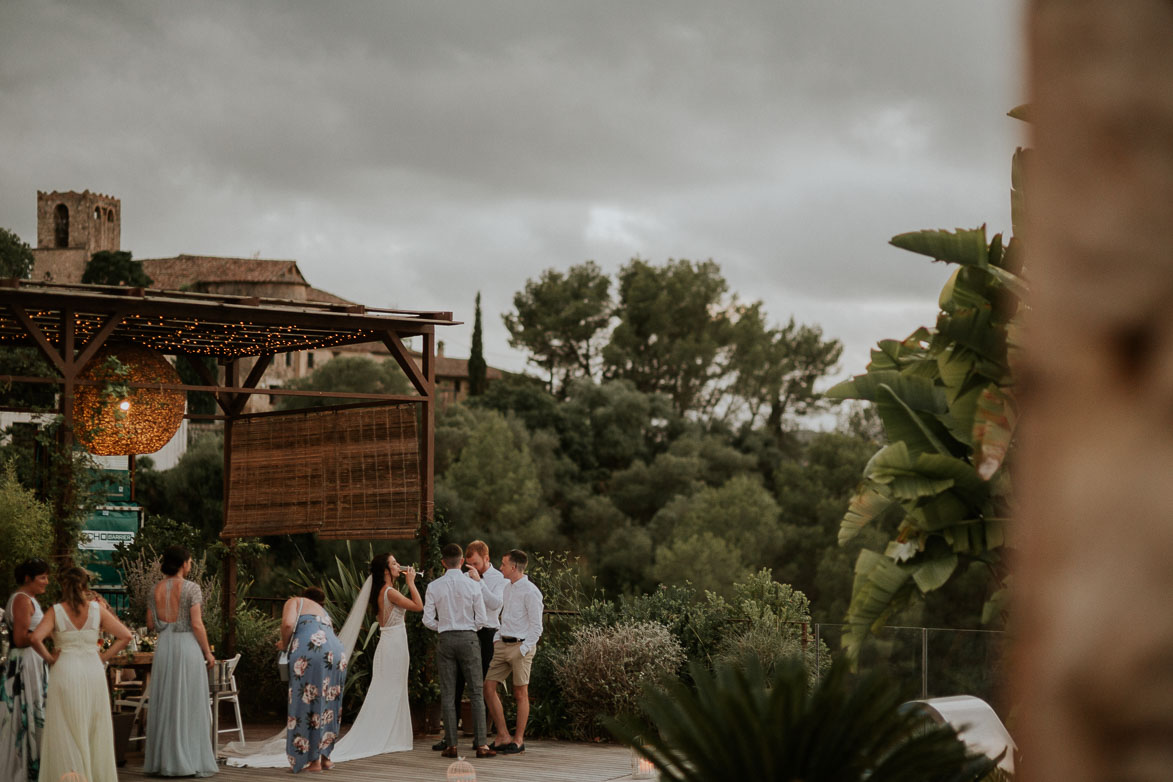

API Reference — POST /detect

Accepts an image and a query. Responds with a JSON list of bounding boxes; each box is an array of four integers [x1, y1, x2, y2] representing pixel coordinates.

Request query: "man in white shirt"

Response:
[[484, 549, 544, 755], [433, 540, 505, 752], [422, 543, 496, 759]]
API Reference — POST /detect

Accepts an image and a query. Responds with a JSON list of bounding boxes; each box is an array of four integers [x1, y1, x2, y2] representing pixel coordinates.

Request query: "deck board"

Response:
[[117, 732, 640, 782]]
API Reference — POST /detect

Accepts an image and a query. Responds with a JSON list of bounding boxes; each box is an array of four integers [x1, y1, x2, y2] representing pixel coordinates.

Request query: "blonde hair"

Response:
[[465, 540, 489, 559], [59, 566, 90, 612]]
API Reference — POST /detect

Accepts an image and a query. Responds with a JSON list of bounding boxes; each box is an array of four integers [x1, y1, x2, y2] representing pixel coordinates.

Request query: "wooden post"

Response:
[[222, 360, 239, 656], [1014, 2, 1173, 779], [419, 330, 435, 568]]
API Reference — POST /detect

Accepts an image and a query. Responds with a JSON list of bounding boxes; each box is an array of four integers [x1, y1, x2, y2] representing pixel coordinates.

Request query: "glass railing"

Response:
[[807, 623, 1009, 716]]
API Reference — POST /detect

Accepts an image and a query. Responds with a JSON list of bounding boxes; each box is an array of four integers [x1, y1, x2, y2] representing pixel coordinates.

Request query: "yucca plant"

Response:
[[608, 656, 998, 782]]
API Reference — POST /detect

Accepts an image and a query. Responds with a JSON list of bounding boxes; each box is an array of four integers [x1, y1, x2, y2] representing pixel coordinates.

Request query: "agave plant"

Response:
[[609, 656, 998, 782], [826, 145, 1028, 659]]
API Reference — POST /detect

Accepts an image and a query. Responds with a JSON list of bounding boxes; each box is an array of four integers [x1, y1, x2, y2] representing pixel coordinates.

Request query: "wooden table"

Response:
[[108, 652, 154, 744]]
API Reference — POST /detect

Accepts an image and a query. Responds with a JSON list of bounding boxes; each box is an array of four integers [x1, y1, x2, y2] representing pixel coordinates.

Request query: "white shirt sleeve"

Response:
[[422, 582, 439, 632], [481, 574, 504, 615], [472, 586, 488, 631], [522, 586, 544, 654]]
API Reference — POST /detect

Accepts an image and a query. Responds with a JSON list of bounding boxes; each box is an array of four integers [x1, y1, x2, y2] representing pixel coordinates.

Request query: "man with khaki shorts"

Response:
[[483, 549, 543, 755]]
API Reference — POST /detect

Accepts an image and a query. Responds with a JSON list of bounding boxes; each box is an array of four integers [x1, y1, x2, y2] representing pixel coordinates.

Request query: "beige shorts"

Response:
[[485, 640, 536, 686]]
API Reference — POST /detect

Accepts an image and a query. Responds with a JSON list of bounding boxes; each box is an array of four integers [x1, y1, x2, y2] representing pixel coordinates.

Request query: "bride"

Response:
[[224, 554, 422, 767]]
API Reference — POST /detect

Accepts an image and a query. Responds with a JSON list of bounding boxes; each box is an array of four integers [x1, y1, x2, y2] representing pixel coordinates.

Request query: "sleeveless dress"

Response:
[[144, 579, 218, 777], [285, 608, 347, 772], [39, 601, 118, 782], [330, 589, 412, 762], [0, 592, 48, 782]]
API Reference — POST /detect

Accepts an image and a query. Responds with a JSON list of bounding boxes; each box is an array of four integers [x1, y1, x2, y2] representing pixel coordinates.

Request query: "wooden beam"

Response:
[[73, 311, 125, 370], [7, 303, 67, 376], [179, 354, 233, 416], [226, 354, 273, 417], [381, 330, 429, 396]]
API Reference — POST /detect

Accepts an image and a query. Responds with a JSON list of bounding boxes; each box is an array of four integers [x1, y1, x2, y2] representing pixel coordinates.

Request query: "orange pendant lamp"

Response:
[[74, 345, 186, 455]]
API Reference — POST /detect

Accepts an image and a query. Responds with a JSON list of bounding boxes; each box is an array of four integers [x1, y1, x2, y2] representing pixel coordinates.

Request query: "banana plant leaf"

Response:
[[844, 550, 914, 660], [825, 370, 947, 413], [839, 485, 896, 545], [972, 384, 1016, 480], [890, 226, 989, 268], [911, 552, 958, 592]]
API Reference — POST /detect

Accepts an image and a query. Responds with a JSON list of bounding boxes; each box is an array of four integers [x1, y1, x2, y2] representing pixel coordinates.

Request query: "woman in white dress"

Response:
[[330, 553, 422, 763], [223, 554, 421, 768], [28, 566, 132, 782]]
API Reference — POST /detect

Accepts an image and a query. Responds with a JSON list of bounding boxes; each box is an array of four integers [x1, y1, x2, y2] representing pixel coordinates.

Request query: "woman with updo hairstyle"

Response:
[[1, 558, 50, 782], [29, 566, 131, 782], [328, 553, 421, 762], [143, 545, 218, 776], [273, 585, 347, 772]]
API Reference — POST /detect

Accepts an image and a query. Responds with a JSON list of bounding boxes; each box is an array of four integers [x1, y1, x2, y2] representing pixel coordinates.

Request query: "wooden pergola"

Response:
[[0, 279, 458, 651]]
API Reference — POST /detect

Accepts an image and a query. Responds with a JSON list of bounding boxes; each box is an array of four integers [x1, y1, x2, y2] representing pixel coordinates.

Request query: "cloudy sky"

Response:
[[0, 1, 1024, 419]]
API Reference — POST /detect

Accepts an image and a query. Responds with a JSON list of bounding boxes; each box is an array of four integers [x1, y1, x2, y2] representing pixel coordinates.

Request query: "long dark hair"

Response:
[[59, 566, 90, 612], [368, 553, 392, 615]]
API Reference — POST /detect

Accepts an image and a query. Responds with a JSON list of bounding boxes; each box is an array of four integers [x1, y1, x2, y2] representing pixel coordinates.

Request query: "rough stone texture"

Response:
[[32, 189, 120, 282], [1014, 2, 1173, 780]]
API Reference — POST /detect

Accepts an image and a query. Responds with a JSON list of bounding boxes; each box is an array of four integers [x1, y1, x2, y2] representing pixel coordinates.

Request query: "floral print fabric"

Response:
[[285, 616, 346, 772]]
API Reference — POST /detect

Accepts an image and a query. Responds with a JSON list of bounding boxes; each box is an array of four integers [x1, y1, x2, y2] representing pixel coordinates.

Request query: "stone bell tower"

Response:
[[31, 190, 121, 283]]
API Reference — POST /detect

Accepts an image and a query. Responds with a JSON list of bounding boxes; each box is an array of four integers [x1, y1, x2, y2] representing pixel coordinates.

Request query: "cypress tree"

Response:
[[468, 292, 487, 396]]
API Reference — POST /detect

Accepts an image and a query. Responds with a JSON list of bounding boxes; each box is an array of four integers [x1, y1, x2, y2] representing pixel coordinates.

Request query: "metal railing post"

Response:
[[922, 627, 929, 700]]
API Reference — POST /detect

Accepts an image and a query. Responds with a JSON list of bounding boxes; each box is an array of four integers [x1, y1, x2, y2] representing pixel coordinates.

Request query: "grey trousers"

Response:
[[437, 630, 486, 747]]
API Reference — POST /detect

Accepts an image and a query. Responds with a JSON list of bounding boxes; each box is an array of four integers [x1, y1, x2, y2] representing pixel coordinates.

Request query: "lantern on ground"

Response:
[[631, 745, 657, 779], [446, 757, 476, 782], [74, 345, 186, 455]]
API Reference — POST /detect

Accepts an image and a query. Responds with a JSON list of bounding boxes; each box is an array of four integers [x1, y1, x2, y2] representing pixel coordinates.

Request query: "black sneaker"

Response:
[[432, 739, 448, 752]]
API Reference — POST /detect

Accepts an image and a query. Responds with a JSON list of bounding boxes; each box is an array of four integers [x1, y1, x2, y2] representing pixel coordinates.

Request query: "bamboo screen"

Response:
[[221, 404, 422, 540]]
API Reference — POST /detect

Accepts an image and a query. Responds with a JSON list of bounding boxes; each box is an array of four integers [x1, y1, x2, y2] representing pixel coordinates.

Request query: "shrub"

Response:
[[0, 461, 52, 597], [117, 549, 220, 637], [234, 605, 284, 719], [555, 620, 685, 739]]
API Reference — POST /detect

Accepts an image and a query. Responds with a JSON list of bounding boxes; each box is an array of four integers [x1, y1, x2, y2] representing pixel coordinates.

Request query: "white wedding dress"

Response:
[[330, 588, 412, 760], [224, 579, 412, 767]]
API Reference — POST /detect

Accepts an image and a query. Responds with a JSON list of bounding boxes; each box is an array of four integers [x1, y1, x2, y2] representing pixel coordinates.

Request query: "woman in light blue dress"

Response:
[[0, 559, 50, 782], [144, 546, 218, 777], [279, 586, 346, 773]]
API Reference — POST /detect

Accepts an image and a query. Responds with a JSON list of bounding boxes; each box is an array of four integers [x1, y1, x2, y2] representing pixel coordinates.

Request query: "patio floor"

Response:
[[116, 726, 642, 782]]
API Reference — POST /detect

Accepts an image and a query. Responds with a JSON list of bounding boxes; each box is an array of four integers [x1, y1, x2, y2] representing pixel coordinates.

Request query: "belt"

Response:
[[501, 636, 522, 644]]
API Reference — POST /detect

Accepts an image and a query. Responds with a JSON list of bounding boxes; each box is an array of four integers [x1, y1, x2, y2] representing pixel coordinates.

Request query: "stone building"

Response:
[[31, 190, 121, 282]]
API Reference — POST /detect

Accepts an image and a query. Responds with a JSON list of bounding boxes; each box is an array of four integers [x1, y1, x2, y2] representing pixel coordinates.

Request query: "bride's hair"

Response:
[[369, 553, 393, 615]]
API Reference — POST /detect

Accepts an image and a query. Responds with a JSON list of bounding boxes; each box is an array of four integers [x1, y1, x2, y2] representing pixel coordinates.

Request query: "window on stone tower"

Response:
[[93, 207, 100, 220], [54, 204, 69, 248], [307, 352, 315, 369]]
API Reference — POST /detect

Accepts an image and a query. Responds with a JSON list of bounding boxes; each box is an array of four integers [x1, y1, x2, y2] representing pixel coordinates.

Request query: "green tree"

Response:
[[603, 258, 735, 416], [0, 227, 34, 279], [436, 408, 557, 551], [0, 462, 53, 597], [728, 306, 844, 446], [135, 432, 224, 545], [468, 292, 487, 396], [828, 150, 1027, 658], [650, 474, 783, 596], [503, 261, 612, 395], [275, 356, 411, 410], [82, 250, 152, 287]]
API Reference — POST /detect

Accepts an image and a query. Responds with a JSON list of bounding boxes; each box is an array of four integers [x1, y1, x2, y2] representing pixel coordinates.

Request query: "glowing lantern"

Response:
[[631, 745, 657, 779], [446, 757, 476, 781], [74, 345, 186, 455]]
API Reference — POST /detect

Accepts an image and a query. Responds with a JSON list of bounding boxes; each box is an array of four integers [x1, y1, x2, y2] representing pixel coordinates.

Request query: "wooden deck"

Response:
[[117, 730, 641, 782]]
